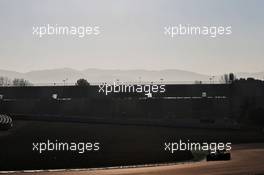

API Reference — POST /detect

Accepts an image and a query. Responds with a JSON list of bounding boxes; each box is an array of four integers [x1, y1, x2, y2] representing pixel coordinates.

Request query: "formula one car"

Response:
[[206, 149, 231, 161]]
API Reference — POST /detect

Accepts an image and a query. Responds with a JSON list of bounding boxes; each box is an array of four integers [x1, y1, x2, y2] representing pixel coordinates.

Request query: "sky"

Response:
[[0, 0, 263, 75]]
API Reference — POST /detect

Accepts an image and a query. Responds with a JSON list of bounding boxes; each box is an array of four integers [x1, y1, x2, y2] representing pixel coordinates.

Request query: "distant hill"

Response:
[[0, 68, 263, 84]]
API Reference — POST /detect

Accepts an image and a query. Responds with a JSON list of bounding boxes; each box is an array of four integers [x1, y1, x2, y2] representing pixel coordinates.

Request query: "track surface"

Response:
[[4, 143, 264, 175]]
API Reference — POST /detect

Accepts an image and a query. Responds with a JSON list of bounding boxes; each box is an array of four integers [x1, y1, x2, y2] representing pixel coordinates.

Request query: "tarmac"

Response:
[[4, 143, 264, 175]]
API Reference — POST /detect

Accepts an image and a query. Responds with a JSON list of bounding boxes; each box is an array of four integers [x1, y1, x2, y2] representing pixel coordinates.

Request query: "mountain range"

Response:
[[0, 68, 263, 85]]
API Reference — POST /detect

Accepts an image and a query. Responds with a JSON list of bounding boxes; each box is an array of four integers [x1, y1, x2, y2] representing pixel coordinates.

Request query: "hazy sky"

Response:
[[0, 0, 263, 74]]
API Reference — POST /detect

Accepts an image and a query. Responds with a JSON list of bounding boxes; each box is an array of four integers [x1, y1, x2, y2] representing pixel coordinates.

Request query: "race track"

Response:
[[4, 143, 264, 175]]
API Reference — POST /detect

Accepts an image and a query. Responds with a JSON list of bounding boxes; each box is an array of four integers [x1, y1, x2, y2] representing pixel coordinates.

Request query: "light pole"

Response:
[[63, 78, 68, 86], [212, 76, 215, 84], [160, 78, 164, 84], [209, 76, 215, 84]]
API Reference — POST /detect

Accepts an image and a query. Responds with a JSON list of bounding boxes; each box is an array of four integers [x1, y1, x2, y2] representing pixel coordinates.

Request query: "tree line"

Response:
[[0, 77, 31, 86]]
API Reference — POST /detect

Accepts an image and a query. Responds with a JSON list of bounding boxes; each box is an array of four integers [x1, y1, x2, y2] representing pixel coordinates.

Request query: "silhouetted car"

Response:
[[206, 149, 231, 161]]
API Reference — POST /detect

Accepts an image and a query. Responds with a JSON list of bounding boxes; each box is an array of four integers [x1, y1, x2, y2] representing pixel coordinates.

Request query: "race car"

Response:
[[206, 149, 231, 161]]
